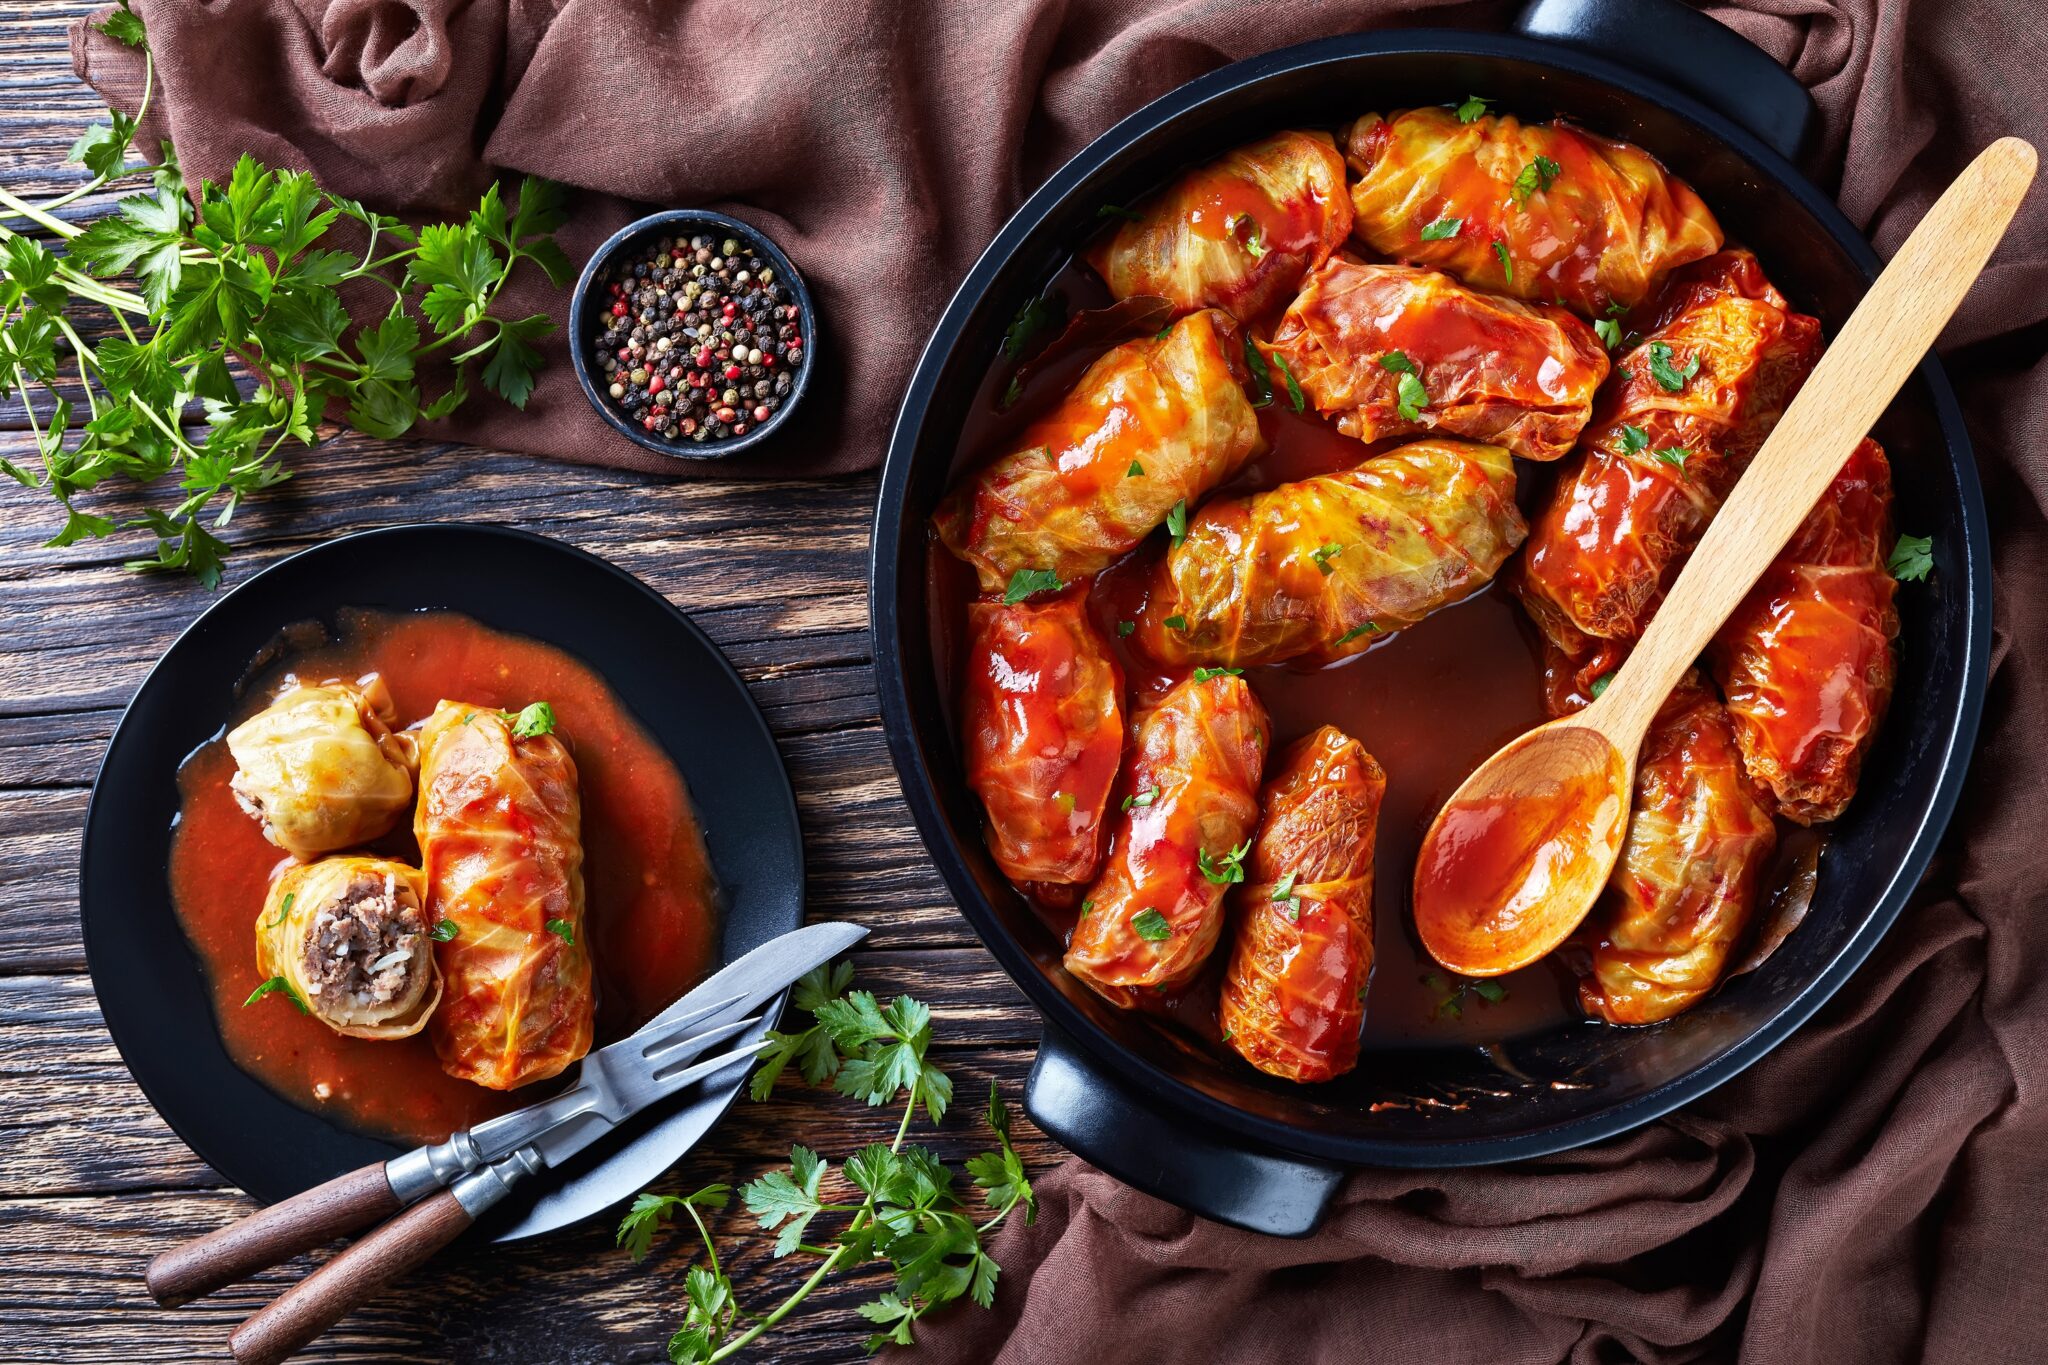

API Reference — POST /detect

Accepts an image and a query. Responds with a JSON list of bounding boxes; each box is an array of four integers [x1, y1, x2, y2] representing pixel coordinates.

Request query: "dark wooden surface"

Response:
[[0, 6, 1055, 1361]]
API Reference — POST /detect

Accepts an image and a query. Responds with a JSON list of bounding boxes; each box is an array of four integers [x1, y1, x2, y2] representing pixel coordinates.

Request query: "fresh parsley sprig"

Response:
[[619, 963, 1037, 1361], [0, 2, 568, 586]]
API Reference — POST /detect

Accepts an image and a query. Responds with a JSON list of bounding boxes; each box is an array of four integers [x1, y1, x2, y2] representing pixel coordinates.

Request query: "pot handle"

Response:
[[1023, 1020, 1344, 1238], [1512, 0, 1815, 162]]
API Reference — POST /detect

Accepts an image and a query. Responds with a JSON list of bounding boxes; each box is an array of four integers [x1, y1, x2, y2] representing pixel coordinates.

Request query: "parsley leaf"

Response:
[[1594, 317, 1622, 348], [1511, 155, 1561, 203], [1421, 216, 1462, 241], [1272, 350, 1305, 412], [1122, 786, 1159, 812], [1589, 672, 1614, 699], [1618, 424, 1649, 456], [1001, 295, 1061, 360], [430, 918, 460, 943], [1653, 446, 1691, 473], [1192, 666, 1243, 682], [1130, 908, 1173, 942], [510, 700, 556, 738], [1002, 568, 1064, 605], [1456, 95, 1491, 123], [545, 918, 576, 945], [1311, 541, 1344, 574], [1163, 614, 1188, 631], [243, 976, 308, 1013], [265, 890, 295, 930], [1379, 351, 1431, 422], [1647, 341, 1701, 392], [1166, 499, 1189, 546], [1199, 839, 1253, 886], [1243, 333, 1274, 408], [1887, 533, 1935, 582], [1117, 620, 1135, 637], [1494, 240, 1514, 283], [1270, 870, 1302, 918], [616, 1186, 730, 1263], [1335, 622, 1380, 646], [1126, 460, 1144, 477]]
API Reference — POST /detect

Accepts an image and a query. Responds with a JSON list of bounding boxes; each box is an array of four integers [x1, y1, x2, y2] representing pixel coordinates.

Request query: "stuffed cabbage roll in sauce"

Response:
[[963, 593, 1125, 890], [933, 308, 1264, 595], [1138, 437, 1526, 668], [416, 701, 593, 1090], [256, 855, 441, 1039], [1264, 259, 1608, 461], [1712, 438, 1899, 824], [1220, 726, 1384, 1082], [1514, 251, 1824, 710], [1580, 678, 1776, 1025], [1085, 129, 1351, 321], [227, 675, 417, 859], [1064, 673, 1268, 1008], [1344, 106, 1722, 318]]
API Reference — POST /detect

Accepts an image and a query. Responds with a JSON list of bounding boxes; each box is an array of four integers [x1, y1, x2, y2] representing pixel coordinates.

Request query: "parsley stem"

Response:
[[51, 318, 101, 420]]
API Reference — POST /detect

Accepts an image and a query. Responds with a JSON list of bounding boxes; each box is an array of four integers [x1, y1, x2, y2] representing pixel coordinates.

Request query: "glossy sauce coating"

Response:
[[962, 592, 1125, 887], [1087, 129, 1352, 321], [932, 308, 1264, 593], [1219, 726, 1384, 1081], [1344, 107, 1723, 317], [1264, 258, 1608, 461], [168, 610, 718, 1143], [1711, 438, 1898, 823], [1062, 673, 1268, 1007]]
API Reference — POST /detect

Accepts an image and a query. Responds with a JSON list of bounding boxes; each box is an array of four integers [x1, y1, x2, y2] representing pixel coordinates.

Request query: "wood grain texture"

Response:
[[0, 8, 1058, 1359]]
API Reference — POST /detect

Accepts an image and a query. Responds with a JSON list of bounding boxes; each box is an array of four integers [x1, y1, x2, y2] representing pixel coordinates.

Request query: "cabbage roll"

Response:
[[963, 592, 1125, 889], [933, 308, 1264, 594], [1263, 259, 1608, 461], [417, 700, 593, 1090], [1343, 106, 1722, 317], [1710, 438, 1899, 824], [1219, 726, 1383, 1082], [227, 675, 417, 858], [254, 855, 440, 1039], [1137, 437, 1526, 667], [1085, 129, 1351, 321], [1580, 678, 1775, 1025], [1063, 673, 1268, 1008], [1513, 251, 1824, 706]]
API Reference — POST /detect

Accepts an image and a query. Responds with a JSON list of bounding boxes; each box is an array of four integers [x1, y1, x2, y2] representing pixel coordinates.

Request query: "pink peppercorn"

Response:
[[753, 405, 771, 422]]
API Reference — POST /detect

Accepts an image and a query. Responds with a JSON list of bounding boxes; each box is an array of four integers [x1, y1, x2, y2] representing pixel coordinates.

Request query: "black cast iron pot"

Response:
[[870, 0, 1990, 1236]]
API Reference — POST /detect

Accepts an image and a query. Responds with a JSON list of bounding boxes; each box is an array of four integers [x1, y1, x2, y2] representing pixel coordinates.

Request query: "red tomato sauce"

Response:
[[169, 609, 719, 1144]]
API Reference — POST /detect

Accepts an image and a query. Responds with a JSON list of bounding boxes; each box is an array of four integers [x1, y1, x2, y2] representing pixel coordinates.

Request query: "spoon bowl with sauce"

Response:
[[1413, 135, 2036, 979]]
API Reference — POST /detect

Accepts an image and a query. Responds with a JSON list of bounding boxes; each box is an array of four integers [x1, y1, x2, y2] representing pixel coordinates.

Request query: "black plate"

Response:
[[79, 524, 805, 1241], [870, 0, 1991, 1235]]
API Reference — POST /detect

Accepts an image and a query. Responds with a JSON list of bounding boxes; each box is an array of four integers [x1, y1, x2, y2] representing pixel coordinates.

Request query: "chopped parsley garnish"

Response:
[[1130, 908, 1172, 942], [1310, 541, 1344, 575], [244, 976, 309, 1014], [1002, 567, 1064, 605], [1511, 155, 1561, 203], [431, 918, 460, 942], [1001, 295, 1061, 360], [510, 701, 556, 738], [1096, 203, 1144, 222], [1227, 213, 1269, 260], [545, 918, 576, 945], [1618, 424, 1649, 456], [1594, 317, 1622, 348], [1647, 341, 1700, 392], [1122, 786, 1159, 812], [1589, 672, 1614, 699], [1166, 499, 1189, 547], [265, 891, 295, 930], [1243, 333, 1275, 408], [1887, 533, 1935, 582], [1653, 446, 1691, 473], [1053, 791, 1076, 815], [1423, 972, 1508, 1021], [1117, 620, 1135, 638], [1126, 460, 1144, 478], [1192, 666, 1243, 682], [1000, 375, 1023, 410], [1493, 241, 1513, 283], [1271, 350, 1305, 412], [1199, 839, 1253, 886], [1378, 351, 1429, 422], [1164, 614, 1188, 631], [1456, 95, 1491, 123], [1335, 622, 1380, 646], [1271, 870, 1302, 919], [1420, 216, 1462, 241], [1079, 899, 1095, 917]]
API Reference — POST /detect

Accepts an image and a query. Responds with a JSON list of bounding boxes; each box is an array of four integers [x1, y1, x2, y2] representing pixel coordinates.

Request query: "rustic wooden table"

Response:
[[0, 6, 1055, 1361]]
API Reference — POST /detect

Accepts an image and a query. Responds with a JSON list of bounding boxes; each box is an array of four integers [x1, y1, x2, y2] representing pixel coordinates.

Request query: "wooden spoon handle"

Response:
[[145, 1162, 401, 1308], [1595, 136, 2036, 745], [227, 1188, 472, 1365]]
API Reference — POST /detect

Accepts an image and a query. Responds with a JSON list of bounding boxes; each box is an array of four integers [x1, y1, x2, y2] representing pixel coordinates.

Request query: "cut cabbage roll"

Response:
[[1711, 438, 1899, 824], [1219, 726, 1383, 1082], [1343, 106, 1722, 317], [417, 700, 593, 1090], [1513, 251, 1824, 706], [933, 308, 1264, 594], [1137, 437, 1526, 668], [1085, 129, 1351, 321], [1063, 673, 1268, 1008], [227, 675, 417, 858], [1263, 259, 1608, 461], [1580, 678, 1776, 1025], [255, 855, 440, 1039], [963, 592, 1125, 889]]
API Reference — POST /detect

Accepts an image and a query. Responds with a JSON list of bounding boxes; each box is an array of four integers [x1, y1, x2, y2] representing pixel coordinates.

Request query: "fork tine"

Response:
[[641, 1012, 762, 1065]]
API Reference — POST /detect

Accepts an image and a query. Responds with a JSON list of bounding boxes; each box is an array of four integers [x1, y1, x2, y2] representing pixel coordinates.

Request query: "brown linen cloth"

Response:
[[76, 1, 2048, 1361]]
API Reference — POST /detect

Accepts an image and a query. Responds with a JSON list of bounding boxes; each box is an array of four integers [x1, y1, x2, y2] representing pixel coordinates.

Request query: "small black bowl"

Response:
[[569, 208, 818, 461]]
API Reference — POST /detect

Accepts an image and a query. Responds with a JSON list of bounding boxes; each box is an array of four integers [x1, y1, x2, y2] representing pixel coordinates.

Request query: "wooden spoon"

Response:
[[1412, 136, 2036, 979]]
